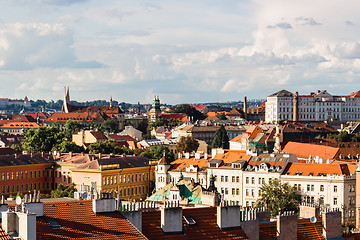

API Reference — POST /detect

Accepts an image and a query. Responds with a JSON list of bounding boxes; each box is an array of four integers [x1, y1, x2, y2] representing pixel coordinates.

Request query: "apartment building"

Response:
[[265, 89, 360, 123]]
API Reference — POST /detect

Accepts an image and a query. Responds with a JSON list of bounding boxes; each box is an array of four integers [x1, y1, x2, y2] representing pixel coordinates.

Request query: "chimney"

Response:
[[240, 208, 265, 240], [293, 92, 299, 121], [92, 192, 116, 214], [98, 153, 102, 159], [244, 96, 247, 120], [204, 153, 208, 160], [184, 152, 190, 159], [2, 210, 36, 240], [217, 201, 241, 229], [322, 210, 342, 239], [69, 152, 73, 158], [276, 212, 297, 240], [195, 152, 200, 159], [22, 191, 43, 217], [299, 202, 320, 219], [161, 201, 182, 233], [120, 202, 142, 232]]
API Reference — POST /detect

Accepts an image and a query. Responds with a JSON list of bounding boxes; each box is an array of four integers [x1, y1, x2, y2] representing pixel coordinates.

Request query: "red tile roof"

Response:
[[46, 112, 109, 123], [142, 207, 249, 240], [36, 200, 146, 239], [1, 122, 40, 129], [282, 162, 356, 176], [90, 131, 108, 140], [283, 142, 339, 160], [108, 134, 136, 142], [159, 113, 189, 122]]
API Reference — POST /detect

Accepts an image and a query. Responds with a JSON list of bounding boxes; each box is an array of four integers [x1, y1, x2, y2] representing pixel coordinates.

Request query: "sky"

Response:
[[1, 0, 360, 104]]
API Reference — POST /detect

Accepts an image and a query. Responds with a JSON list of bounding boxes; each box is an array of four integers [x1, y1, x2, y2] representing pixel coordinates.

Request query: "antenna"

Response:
[[310, 216, 317, 224], [15, 196, 22, 205]]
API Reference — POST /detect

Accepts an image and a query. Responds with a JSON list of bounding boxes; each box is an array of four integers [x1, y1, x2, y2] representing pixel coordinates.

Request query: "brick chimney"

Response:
[[161, 201, 182, 233], [293, 92, 299, 121], [276, 212, 297, 240], [217, 201, 241, 229], [322, 210, 342, 239]]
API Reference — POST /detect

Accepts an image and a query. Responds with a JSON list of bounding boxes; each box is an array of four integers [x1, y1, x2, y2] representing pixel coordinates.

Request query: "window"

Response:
[[334, 197, 338, 205], [246, 189, 249, 196], [246, 177, 249, 184], [232, 188, 235, 195], [311, 185, 314, 191], [251, 189, 254, 197], [334, 185, 337, 192], [320, 185, 324, 191], [225, 176, 228, 182], [232, 176, 235, 182], [251, 177, 255, 184], [236, 176, 239, 182], [221, 176, 224, 182], [225, 188, 228, 195], [307, 184, 310, 191], [236, 188, 239, 195]]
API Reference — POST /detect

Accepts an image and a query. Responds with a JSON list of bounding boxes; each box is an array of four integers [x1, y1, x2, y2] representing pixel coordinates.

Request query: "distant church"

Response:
[[61, 87, 125, 128]]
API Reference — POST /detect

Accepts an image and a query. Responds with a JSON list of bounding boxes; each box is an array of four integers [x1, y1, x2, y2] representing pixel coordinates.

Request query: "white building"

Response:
[[281, 162, 357, 222], [265, 89, 360, 123]]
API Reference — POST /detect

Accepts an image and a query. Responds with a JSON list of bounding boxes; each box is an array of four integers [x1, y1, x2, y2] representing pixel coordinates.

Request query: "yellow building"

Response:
[[55, 153, 155, 200], [72, 130, 108, 147]]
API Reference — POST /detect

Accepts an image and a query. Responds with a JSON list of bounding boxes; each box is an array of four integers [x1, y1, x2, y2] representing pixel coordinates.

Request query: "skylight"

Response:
[[46, 218, 62, 229], [183, 216, 196, 225]]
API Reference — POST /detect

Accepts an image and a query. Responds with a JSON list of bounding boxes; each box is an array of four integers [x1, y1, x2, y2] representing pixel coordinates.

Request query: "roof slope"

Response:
[[269, 89, 293, 97], [37, 200, 146, 240], [283, 142, 339, 160], [142, 207, 249, 240]]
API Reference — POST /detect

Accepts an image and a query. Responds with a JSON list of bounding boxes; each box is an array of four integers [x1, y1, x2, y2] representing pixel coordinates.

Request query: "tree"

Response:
[[51, 183, 77, 198], [216, 113, 227, 120], [169, 104, 206, 121], [64, 120, 84, 140], [211, 126, 229, 149], [87, 140, 133, 155], [101, 119, 119, 133], [140, 145, 175, 162], [255, 178, 301, 216], [22, 126, 65, 153], [176, 136, 199, 153], [55, 141, 86, 153]]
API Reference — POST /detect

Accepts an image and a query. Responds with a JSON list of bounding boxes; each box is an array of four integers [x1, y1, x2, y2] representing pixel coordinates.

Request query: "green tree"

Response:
[[10, 144, 22, 152], [140, 145, 175, 162], [176, 136, 199, 153], [169, 104, 205, 121], [101, 119, 119, 133], [22, 126, 65, 153], [255, 178, 301, 216], [216, 113, 227, 120], [64, 120, 84, 140], [211, 126, 229, 149], [87, 140, 133, 155], [55, 141, 86, 153], [51, 183, 77, 198]]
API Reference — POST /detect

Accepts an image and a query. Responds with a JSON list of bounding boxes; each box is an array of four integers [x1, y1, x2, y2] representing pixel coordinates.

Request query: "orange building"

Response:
[[0, 154, 54, 196]]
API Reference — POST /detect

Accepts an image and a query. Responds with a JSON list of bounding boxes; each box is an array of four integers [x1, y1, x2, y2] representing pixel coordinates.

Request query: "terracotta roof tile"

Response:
[[142, 207, 249, 240], [282, 162, 356, 176], [283, 142, 339, 160], [36, 200, 146, 239]]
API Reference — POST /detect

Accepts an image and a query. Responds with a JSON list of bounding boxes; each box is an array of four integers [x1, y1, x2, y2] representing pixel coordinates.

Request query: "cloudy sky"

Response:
[[1, 0, 360, 104]]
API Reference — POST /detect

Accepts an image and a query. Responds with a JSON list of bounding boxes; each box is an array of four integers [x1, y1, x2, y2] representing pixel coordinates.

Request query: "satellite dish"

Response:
[[15, 196, 22, 205], [310, 216, 317, 224]]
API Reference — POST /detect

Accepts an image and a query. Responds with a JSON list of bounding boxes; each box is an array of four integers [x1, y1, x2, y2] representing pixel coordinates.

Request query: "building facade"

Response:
[[265, 89, 360, 123]]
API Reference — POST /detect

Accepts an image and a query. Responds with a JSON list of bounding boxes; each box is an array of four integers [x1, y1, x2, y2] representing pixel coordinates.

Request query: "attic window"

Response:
[[46, 218, 62, 229], [294, 172, 302, 176], [223, 163, 231, 167], [309, 172, 314, 176], [286, 172, 290, 175], [183, 216, 196, 225], [317, 173, 326, 176]]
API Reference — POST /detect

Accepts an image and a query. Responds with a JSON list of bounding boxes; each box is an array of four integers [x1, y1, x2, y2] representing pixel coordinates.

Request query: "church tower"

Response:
[[61, 86, 70, 113], [110, 96, 113, 108], [150, 95, 161, 122]]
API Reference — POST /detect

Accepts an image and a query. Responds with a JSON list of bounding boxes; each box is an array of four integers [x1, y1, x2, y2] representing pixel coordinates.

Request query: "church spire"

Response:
[[110, 96, 113, 107]]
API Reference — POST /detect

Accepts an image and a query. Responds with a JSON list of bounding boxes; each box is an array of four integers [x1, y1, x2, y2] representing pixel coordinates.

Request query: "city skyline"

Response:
[[1, 0, 360, 104]]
